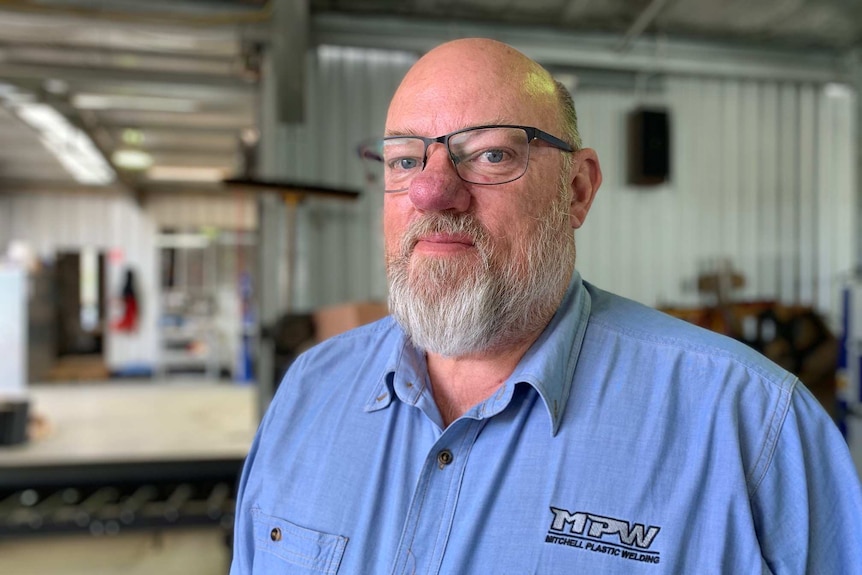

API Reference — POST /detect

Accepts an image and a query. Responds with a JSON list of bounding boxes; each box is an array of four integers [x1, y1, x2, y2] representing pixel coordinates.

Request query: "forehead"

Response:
[[385, 46, 559, 137]]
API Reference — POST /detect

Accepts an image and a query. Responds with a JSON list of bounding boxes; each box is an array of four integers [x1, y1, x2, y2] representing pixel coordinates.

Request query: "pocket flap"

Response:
[[252, 508, 348, 574]]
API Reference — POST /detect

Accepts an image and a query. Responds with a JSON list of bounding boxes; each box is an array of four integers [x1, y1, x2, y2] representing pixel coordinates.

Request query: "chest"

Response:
[[247, 388, 763, 574]]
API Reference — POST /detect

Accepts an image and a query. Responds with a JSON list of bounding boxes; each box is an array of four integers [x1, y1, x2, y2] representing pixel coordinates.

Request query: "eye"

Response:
[[463, 147, 512, 166], [480, 149, 506, 164], [387, 157, 421, 171]]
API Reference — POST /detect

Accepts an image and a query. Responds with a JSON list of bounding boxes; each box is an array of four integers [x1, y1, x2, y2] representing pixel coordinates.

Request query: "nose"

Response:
[[407, 144, 471, 213]]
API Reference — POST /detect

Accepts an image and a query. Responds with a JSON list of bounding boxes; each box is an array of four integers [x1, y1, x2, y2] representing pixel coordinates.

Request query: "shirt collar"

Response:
[[365, 270, 592, 436], [482, 270, 591, 435]]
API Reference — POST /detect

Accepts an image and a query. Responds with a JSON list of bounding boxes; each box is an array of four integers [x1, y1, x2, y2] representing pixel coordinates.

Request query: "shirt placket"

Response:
[[389, 417, 485, 575]]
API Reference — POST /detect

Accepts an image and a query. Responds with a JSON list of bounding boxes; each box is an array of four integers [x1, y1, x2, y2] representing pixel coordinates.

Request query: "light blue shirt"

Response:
[[231, 272, 862, 574]]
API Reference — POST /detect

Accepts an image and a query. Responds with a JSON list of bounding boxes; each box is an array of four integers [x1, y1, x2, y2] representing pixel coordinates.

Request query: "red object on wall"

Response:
[[112, 268, 139, 332]]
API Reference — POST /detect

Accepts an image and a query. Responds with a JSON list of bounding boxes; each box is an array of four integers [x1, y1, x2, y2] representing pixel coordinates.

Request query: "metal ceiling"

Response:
[[313, 0, 862, 51], [0, 0, 858, 195]]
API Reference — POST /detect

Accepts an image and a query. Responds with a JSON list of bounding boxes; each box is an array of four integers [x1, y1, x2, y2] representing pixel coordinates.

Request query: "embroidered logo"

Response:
[[545, 507, 662, 565]]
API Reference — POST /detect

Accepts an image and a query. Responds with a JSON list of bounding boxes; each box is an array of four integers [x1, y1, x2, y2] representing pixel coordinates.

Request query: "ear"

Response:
[[568, 148, 602, 229]]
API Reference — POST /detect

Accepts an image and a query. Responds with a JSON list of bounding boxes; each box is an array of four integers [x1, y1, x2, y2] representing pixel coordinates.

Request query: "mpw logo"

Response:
[[546, 507, 662, 564]]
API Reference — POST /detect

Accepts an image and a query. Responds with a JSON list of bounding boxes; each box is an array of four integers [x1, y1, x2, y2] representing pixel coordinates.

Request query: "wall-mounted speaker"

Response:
[[628, 108, 670, 186]]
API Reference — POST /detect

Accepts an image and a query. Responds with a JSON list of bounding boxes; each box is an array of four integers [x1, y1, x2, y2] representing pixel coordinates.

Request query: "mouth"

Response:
[[412, 232, 476, 254]]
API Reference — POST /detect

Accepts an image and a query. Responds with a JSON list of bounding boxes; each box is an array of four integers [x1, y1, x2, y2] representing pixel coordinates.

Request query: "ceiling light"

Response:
[[824, 83, 852, 99], [43, 79, 69, 95], [240, 127, 260, 145], [72, 93, 199, 113], [156, 233, 210, 249], [112, 148, 153, 171], [12, 102, 114, 185], [122, 128, 145, 146], [147, 166, 226, 182]]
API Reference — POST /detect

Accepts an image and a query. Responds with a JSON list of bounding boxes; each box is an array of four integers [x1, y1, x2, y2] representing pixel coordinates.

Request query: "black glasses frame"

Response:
[[358, 124, 574, 192]]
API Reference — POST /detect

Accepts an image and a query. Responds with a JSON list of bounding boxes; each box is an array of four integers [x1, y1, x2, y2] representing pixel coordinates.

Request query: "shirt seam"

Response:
[[587, 316, 791, 386], [746, 376, 796, 497]]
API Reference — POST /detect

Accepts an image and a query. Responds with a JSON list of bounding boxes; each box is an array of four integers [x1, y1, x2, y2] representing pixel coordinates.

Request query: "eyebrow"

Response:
[[384, 129, 424, 138], [385, 119, 512, 139]]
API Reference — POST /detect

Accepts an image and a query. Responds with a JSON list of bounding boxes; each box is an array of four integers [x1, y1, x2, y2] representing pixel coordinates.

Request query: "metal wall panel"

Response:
[[0, 191, 158, 371], [270, 46, 855, 327], [576, 77, 856, 327], [0, 198, 9, 248], [5, 47, 853, 347], [144, 193, 257, 230], [262, 46, 415, 312]]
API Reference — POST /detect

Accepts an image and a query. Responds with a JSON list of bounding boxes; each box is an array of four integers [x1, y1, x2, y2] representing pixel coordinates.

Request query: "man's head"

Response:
[[382, 38, 602, 357]]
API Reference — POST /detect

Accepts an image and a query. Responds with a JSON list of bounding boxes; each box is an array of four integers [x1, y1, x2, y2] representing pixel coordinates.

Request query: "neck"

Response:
[[426, 331, 541, 427]]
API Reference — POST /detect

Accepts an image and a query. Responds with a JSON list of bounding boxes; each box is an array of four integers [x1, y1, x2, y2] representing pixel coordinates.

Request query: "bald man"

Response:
[[231, 39, 862, 574]]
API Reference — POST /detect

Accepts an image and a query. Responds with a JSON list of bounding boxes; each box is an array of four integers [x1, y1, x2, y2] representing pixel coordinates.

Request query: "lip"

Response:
[[413, 232, 475, 253]]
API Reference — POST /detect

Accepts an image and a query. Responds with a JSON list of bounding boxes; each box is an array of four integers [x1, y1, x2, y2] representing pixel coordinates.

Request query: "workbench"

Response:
[[0, 381, 257, 537]]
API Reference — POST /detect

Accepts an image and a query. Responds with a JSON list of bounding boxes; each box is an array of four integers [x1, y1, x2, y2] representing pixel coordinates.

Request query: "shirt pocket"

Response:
[[251, 508, 348, 574]]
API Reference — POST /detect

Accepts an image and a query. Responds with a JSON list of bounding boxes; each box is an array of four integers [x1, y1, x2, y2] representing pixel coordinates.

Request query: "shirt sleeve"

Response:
[[229, 409, 266, 575], [749, 380, 862, 573], [229, 354, 301, 574]]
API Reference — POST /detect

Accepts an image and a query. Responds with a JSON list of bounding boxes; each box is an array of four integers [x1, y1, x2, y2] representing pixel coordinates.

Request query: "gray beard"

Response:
[[386, 190, 575, 357]]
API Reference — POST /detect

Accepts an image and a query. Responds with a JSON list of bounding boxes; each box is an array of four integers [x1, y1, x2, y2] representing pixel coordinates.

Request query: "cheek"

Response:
[[383, 198, 409, 254]]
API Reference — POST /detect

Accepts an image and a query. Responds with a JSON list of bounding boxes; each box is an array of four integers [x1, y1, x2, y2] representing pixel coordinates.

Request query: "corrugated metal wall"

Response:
[[267, 46, 856, 327], [144, 192, 257, 231], [0, 191, 158, 370], [0, 200, 8, 248], [261, 46, 417, 311], [0, 46, 856, 373], [576, 78, 857, 326]]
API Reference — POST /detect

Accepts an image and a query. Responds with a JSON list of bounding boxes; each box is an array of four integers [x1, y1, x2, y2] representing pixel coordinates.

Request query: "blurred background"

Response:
[[0, 0, 861, 573]]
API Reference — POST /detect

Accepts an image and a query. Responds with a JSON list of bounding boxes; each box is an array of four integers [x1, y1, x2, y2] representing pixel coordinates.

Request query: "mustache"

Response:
[[399, 212, 491, 257]]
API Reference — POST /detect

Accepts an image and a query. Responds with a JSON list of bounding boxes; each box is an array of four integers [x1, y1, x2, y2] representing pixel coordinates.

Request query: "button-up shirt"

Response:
[[231, 272, 862, 574]]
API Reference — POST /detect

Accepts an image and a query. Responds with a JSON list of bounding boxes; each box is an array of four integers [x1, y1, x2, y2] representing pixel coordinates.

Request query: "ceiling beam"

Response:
[[616, 0, 672, 52], [0, 62, 257, 92], [98, 123, 245, 135], [271, 0, 308, 124], [0, 42, 239, 64], [311, 13, 852, 84], [0, 179, 127, 195], [0, 1, 270, 27]]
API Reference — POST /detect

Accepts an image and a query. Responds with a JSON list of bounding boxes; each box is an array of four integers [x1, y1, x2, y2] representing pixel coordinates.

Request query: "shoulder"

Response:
[[298, 314, 400, 370], [263, 315, 402, 428], [279, 315, 402, 397], [583, 281, 794, 390], [277, 314, 400, 389]]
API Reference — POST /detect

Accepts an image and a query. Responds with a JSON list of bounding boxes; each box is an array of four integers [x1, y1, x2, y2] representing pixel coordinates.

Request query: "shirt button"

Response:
[[270, 527, 282, 542], [437, 449, 453, 468]]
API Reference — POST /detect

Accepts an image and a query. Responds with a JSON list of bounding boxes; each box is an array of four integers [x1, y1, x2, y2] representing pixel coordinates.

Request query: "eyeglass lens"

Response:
[[382, 127, 531, 192]]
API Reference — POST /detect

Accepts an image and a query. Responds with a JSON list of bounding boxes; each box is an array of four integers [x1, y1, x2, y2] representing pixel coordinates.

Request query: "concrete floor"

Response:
[[0, 527, 231, 575], [0, 381, 253, 575]]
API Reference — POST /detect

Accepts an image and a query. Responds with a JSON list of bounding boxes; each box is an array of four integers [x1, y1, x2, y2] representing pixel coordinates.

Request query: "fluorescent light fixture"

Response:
[[112, 148, 153, 170], [73, 93, 199, 113], [0, 82, 19, 98], [43, 79, 69, 96], [13, 103, 114, 185], [147, 166, 226, 182], [824, 83, 852, 99], [156, 233, 210, 249]]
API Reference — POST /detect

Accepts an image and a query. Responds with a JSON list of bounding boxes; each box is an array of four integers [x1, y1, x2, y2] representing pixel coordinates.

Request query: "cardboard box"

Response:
[[314, 301, 389, 342]]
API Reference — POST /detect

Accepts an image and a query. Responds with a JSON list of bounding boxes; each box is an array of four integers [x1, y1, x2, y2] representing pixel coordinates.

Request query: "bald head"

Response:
[[386, 38, 580, 149], [402, 39, 555, 101]]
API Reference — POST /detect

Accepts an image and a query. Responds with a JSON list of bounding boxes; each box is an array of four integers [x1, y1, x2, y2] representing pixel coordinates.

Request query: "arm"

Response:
[[229, 412, 266, 574], [228, 354, 300, 574], [750, 381, 862, 573]]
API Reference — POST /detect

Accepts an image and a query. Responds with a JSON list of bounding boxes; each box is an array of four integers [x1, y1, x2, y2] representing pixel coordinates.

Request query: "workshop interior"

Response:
[[1, 0, 861, 573]]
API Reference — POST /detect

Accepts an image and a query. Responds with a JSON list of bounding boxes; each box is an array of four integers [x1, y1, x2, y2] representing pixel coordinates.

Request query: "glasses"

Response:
[[358, 125, 573, 193]]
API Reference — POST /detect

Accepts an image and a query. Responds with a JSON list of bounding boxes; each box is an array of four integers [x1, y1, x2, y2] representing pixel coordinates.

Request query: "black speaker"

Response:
[[628, 109, 670, 186]]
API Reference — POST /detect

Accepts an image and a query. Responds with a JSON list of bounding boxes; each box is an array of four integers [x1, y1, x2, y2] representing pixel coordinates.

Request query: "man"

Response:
[[231, 39, 862, 573]]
